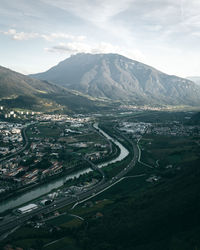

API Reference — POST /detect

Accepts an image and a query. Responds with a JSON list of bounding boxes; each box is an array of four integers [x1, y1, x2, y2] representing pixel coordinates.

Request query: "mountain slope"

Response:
[[0, 65, 75, 99], [187, 76, 200, 86], [0, 66, 112, 113], [31, 53, 200, 106]]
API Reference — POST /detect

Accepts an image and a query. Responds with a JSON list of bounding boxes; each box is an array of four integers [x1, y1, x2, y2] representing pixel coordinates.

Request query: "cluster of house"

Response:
[[1, 106, 90, 125], [41, 162, 63, 178], [4, 111, 35, 118], [85, 143, 109, 161], [118, 121, 200, 138], [119, 122, 151, 137], [0, 158, 63, 187], [0, 106, 37, 119], [119, 105, 167, 111], [35, 113, 91, 123], [0, 121, 23, 156], [0, 121, 66, 188], [86, 151, 108, 161], [147, 123, 200, 137], [0, 111, 99, 196]]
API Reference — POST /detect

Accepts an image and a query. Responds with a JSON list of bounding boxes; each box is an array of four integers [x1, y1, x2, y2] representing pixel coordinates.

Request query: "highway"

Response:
[[0, 125, 139, 237]]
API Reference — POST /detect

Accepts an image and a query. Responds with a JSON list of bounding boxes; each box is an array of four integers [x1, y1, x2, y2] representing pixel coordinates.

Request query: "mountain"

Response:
[[187, 76, 200, 86], [0, 66, 68, 98], [0, 66, 112, 113], [31, 53, 200, 106]]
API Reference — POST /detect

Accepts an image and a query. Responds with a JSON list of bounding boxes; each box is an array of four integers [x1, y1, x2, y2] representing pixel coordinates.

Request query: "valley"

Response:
[[0, 57, 200, 250], [1, 1, 200, 249], [0, 110, 200, 250]]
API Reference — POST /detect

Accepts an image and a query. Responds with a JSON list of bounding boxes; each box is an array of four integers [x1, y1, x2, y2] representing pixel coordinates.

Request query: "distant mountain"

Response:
[[0, 66, 112, 113], [31, 53, 200, 106], [187, 76, 200, 86]]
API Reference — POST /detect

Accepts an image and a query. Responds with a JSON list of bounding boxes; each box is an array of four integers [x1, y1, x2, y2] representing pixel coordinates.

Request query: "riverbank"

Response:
[[0, 123, 129, 213], [0, 164, 88, 203]]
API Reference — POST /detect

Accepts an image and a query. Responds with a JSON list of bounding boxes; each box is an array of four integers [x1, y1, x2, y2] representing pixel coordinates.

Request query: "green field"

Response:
[[27, 123, 61, 138], [46, 214, 74, 227], [139, 134, 200, 167], [44, 237, 80, 250]]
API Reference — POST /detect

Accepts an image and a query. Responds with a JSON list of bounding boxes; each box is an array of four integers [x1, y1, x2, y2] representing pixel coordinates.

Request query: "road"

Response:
[[83, 156, 105, 184], [0, 124, 139, 236], [0, 123, 34, 163], [137, 138, 154, 168]]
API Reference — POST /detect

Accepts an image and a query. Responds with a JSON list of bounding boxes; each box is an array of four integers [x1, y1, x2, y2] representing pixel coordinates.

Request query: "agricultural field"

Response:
[[139, 135, 200, 167]]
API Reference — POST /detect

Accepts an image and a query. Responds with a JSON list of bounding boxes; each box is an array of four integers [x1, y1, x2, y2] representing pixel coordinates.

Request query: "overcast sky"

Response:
[[0, 0, 199, 77]]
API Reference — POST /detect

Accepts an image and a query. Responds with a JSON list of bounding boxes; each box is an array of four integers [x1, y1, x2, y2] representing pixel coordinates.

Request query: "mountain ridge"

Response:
[[0, 65, 112, 113], [187, 76, 200, 85], [30, 53, 200, 106]]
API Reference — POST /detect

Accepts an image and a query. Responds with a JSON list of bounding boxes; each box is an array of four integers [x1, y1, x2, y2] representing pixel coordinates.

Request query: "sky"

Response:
[[0, 0, 200, 77]]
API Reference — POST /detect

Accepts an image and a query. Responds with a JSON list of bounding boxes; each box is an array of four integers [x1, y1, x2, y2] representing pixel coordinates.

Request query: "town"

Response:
[[0, 107, 113, 198], [1, 106, 200, 200]]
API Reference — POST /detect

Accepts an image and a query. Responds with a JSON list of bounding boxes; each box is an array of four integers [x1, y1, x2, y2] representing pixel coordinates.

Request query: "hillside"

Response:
[[0, 66, 113, 113], [187, 76, 200, 85], [0, 66, 59, 98], [31, 53, 200, 106], [77, 160, 200, 250]]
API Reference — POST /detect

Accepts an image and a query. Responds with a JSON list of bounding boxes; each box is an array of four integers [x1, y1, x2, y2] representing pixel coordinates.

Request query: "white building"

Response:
[[17, 203, 38, 214]]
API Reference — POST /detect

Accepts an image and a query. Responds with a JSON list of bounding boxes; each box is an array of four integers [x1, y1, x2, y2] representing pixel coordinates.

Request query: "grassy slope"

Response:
[[0, 66, 115, 113], [76, 160, 200, 250], [3, 162, 199, 250]]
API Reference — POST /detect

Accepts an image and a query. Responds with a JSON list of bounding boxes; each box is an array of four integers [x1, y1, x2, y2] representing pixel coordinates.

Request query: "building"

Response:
[[17, 203, 38, 214], [40, 199, 52, 206]]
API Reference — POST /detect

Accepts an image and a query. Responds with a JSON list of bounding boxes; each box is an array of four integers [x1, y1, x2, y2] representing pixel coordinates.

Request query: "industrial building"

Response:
[[40, 199, 52, 206], [17, 203, 38, 214]]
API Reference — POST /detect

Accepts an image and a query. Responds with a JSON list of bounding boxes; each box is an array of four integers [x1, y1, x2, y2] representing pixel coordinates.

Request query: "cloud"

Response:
[[41, 0, 133, 24], [41, 33, 86, 42], [3, 29, 39, 40], [192, 31, 200, 37], [45, 42, 91, 53], [1, 0, 200, 76], [40, 0, 135, 45], [2, 29, 86, 42], [45, 41, 145, 62], [39, 0, 200, 51]]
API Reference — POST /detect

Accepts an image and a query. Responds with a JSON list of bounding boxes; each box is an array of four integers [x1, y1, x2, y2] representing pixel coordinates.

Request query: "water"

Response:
[[0, 124, 129, 213], [93, 123, 129, 167]]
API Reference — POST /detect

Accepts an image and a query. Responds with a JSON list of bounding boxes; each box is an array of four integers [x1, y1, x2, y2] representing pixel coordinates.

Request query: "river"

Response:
[[0, 123, 129, 213]]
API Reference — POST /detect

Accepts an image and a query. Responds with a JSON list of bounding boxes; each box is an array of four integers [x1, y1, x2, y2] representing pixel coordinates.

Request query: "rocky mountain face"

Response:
[[31, 53, 200, 106], [187, 76, 200, 86]]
